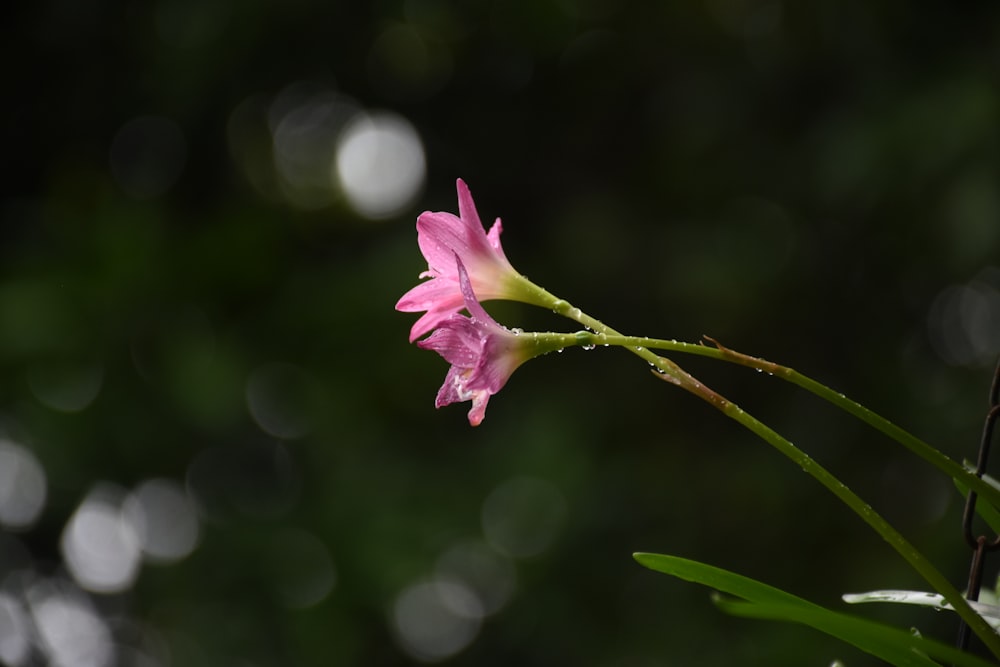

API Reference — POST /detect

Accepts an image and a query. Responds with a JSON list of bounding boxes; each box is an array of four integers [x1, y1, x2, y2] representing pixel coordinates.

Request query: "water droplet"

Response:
[[511, 328, 523, 336], [581, 344, 595, 351]]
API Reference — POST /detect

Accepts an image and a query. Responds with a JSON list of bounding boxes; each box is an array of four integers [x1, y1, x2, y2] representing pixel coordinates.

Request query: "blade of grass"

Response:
[[714, 597, 978, 667], [635, 553, 994, 667]]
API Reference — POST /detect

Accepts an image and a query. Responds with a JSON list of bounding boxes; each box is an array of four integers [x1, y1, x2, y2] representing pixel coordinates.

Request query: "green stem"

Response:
[[564, 331, 1000, 515], [536, 313, 1000, 655], [507, 281, 999, 651], [513, 284, 693, 384], [699, 389, 1000, 659]]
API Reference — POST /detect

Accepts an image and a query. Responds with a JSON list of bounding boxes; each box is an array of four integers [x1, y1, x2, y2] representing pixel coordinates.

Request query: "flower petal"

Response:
[[465, 336, 520, 395], [417, 315, 482, 367], [455, 256, 500, 327], [434, 366, 469, 408], [397, 281, 467, 341], [398, 179, 532, 342], [466, 390, 490, 426], [416, 211, 468, 277], [395, 276, 462, 313], [485, 218, 508, 260], [396, 275, 467, 341], [456, 178, 482, 231]]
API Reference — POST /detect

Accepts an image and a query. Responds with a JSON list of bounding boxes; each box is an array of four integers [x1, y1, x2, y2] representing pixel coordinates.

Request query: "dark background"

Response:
[[3, 1, 1000, 665]]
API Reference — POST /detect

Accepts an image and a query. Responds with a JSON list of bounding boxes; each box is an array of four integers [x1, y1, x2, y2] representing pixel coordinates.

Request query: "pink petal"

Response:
[[417, 316, 482, 367], [396, 277, 463, 314], [485, 219, 509, 260], [464, 336, 517, 395], [401, 303, 464, 343], [405, 312, 444, 344], [415, 181, 514, 283], [456, 257, 501, 329], [416, 211, 467, 278], [456, 178, 482, 231], [466, 391, 490, 426], [434, 367, 467, 408]]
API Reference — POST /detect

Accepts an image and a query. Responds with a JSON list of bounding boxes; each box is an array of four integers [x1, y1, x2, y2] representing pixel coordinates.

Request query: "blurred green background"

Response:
[[3, 1, 1000, 665]]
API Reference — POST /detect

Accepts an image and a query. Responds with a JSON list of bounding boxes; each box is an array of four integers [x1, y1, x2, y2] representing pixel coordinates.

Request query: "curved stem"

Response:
[[537, 312, 1000, 655], [516, 286, 693, 384], [563, 331, 1000, 514], [691, 384, 1000, 659]]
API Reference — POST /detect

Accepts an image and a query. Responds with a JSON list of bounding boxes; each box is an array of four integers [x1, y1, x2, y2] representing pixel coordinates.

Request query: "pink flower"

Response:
[[397, 179, 535, 342], [418, 257, 559, 426]]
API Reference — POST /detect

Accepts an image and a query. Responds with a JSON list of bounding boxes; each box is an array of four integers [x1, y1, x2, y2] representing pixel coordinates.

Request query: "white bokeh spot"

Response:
[[335, 110, 426, 220]]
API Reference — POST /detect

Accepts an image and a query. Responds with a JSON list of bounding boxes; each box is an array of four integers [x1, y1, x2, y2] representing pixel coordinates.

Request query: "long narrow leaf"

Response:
[[954, 470, 1000, 537], [713, 596, 993, 667], [635, 552, 996, 667], [634, 552, 818, 608]]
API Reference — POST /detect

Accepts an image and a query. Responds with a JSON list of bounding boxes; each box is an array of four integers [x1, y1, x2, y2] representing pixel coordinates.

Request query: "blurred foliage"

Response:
[[4, 0, 1000, 665]]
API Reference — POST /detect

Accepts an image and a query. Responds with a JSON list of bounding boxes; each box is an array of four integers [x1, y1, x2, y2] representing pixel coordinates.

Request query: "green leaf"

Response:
[[954, 469, 1000, 537], [633, 552, 822, 609], [634, 552, 996, 667]]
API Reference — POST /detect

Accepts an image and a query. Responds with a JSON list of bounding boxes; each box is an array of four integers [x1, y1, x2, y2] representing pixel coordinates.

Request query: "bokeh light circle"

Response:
[[927, 272, 1000, 367], [27, 581, 114, 667], [246, 363, 318, 439], [0, 592, 31, 667], [124, 478, 200, 564], [390, 578, 483, 662], [26, 360, 104, 413], [60, 486, 141, 594], [334, 110, 426, 220], [266, 528, 337, 609], [435, 540, 516, 615], [0, 440, 47, 531], [270, 87, 359, 209], [481, 476, 567, 559]]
